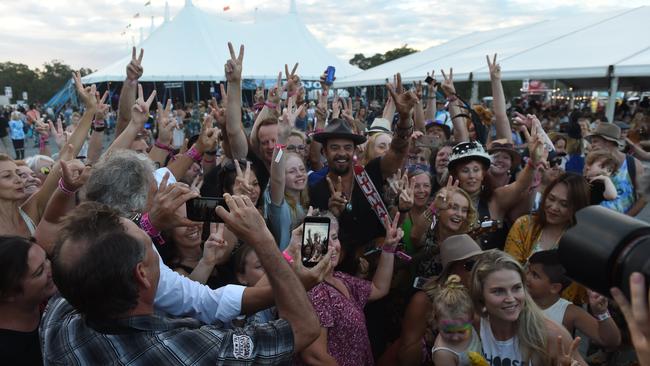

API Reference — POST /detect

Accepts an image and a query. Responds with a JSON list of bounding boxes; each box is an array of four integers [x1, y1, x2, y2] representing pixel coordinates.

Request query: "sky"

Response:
[[0, 0, 648, 71]]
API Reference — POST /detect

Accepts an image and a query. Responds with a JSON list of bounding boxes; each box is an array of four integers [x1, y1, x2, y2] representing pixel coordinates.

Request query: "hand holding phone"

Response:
[[186, 197, 228, 223], [301, 216, 330, 267]]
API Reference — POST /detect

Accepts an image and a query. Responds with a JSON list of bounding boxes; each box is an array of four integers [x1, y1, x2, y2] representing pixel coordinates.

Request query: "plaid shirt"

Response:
[[40, 295, 294, 365]]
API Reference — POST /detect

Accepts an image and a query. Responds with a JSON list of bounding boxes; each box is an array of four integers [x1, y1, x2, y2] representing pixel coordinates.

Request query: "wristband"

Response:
[[446, 94, 458, 102], [185, 145, 203, 163], [57, 178, 77, 195], [265, 101, 277, 110], [382, 245, 397, 254], [595, 311, 611, 321], [275, 143, 287, 150], [282, 251, 294, 264], [39, 135, 47, 150], [93, 126, 106, 132], [140, 212, 165, 245], [154, 141, 174, 152]]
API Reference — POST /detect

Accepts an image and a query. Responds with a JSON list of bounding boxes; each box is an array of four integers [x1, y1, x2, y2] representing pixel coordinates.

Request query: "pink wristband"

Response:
[[282, 251, 294, 264], [57, 178, 77, 195], [185, 145, 203, 163], [140, 213, 165, 245]]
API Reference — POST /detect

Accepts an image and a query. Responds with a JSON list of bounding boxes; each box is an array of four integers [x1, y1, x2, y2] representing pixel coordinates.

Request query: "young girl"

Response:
[[431, 275, 482, 366]]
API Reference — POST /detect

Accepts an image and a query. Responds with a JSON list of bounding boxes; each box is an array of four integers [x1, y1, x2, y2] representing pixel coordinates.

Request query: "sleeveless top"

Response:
[[542, 298, 572, 326], [431, 327, 482, 365], [480, 317, 531, 366], [18, 207, 36, 236], [600, 157, 635, 214]]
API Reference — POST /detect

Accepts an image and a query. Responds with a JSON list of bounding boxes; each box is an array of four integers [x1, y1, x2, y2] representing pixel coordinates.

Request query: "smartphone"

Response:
[[301, 216, 331, 267], [415, 135, 436, 148], [186, 197, 227, 223], [325, 66, 336, 86], [413, 276, 430, 290]]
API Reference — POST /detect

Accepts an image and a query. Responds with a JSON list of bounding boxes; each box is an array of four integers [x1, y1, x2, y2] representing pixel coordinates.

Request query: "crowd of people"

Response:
[[1, 43, 650, 366]]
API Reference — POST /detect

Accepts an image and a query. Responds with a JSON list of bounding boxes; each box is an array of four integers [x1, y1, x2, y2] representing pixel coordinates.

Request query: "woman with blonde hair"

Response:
[[361, 131, 391, 166], [470, 250, 586, 365]]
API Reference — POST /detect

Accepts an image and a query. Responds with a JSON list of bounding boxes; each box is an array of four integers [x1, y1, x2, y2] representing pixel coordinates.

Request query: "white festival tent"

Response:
[[335, 6, 650, 91], [82, 0, 359, 84]]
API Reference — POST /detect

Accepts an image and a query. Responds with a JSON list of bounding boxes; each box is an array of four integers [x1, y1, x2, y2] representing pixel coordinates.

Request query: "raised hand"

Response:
[[331, 94, 342, 120], [233, 160, 254, 197], [527, 115, 549, 165], [440, 68, 456, 97], [225, 42, 244, 83], [285, 62, 300, 94], [156, 99, 174, 145], [194, 114, 218, 153], [434, 176, 459, 210], [94, 91, 110, 120], [382, 212, 404, 249], [209, 95, 226, 129], [280, 96, 305, 141], [611, 273, 650, 366], [340, 97, 354, 124], [202, 223, 231, 266], [131, 84, 157, 128], [268, 72, 283, 107], [486, 53, 501, 80], [149, 172, 199, 231], [386, 73, 419, 117], [60, 159, 92, 193], [190, 174, 204, 194], [387, 169, 404, 196], [254, 82, 265, 104], [398, 176, 415, 212], [513, 111, 533, 130], [327, 176, 347, 217], [126, 47, 144, 82], [556, 336, 581, 366], [34, 118, 50, 138], [412, 81, 423, 101], [72, 71, 97, 108], [426, 70, 438, 95]]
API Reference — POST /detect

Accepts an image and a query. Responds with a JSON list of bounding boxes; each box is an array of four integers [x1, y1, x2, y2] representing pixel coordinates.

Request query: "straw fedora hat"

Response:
[[440, 234, 483, 272], [585, 123, 623, 148]]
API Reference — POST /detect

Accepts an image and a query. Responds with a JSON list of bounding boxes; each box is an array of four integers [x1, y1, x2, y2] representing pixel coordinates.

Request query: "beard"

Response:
[[330, 163, 350, 176]]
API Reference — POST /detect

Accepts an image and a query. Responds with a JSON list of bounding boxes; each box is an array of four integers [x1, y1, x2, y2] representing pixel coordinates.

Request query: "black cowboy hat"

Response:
[[313, 118, 367, 145]]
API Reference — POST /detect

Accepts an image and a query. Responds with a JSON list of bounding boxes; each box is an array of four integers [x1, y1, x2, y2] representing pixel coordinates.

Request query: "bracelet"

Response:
[[595, 311, 611, 321], [57, 178, 77, 195], [185, 145, 203, 163], [398, 207, 411, 213], [155, 141, 174, 152], [93, 126, 106, 132], [446, 94, 458, 102], [265, 101, 277, 110], [139, 212, 165, 245], [382, 245, 397, 254], [282, 251, 294, 264]]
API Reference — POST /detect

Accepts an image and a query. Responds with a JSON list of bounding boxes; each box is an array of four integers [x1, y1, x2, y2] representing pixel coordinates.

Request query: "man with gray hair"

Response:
[[82, 149, 266, 324]]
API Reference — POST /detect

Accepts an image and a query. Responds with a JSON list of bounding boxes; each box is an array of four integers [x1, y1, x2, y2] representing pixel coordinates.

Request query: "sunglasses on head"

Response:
[[40, 166, 50, 175]]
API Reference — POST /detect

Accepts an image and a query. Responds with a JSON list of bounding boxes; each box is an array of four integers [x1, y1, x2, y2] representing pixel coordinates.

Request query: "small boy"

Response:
[[583, 150, 618, 205], [525, 250, 621, 348]]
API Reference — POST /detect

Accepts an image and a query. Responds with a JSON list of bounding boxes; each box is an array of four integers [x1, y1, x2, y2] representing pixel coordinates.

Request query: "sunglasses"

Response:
[[39, 166, 50, 175], [463, 259, 476, 272]]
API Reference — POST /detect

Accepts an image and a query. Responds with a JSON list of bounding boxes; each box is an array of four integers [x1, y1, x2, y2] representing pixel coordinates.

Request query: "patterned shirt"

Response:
[[40, 295, 294, 365], [600, 157, 635, 214]]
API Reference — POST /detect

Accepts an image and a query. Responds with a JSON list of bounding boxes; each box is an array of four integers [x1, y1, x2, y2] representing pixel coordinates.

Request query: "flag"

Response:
[[144, 0, 151, 5], [223, 5, 230, 11], [134, 12, 140, 18]]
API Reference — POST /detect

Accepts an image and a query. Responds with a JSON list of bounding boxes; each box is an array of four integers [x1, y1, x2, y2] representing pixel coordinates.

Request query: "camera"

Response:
[[558, 205, 650, 299]]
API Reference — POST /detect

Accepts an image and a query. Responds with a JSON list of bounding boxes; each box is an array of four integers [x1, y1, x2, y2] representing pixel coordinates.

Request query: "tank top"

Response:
[[542, 298, 571, 326], [18, 207, 36, 236], [600, 157, 635, 214], [479, 317, 530, 366], [431, 327, 482, 365]]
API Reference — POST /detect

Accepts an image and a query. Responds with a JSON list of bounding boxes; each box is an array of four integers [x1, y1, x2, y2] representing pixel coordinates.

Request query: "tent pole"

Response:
[[606, 75, 618, 123], [470, 81, 479, 105], [182, 82, 187, 105], [196, 81, 199, 102]]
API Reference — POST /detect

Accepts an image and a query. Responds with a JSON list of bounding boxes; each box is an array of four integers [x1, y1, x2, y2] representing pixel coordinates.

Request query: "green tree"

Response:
[[349, 45, 418, 70]]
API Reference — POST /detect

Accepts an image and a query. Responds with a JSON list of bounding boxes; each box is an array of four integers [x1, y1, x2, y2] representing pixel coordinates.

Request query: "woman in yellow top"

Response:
[[505, 172, 590, 303]]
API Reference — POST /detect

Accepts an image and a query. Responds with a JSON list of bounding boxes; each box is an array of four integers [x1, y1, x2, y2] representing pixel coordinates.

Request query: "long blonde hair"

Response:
[[470, 250, 550, 365], [423, 186, 477, 234], [283, 152, 309, 227], [361, 132, 391, 165]]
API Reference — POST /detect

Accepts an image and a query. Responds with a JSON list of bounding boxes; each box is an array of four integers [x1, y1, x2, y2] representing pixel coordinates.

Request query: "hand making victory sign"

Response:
[[327, 175, 348, 217], [127, 47, 144, 83]]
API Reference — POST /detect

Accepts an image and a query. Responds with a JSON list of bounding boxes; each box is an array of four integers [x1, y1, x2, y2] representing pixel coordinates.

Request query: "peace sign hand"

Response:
[[131, 84, 157, 129], [94, 90, 110, 120], [225, 42, 244, 83], [126, 47, 144, 82], [195, 114, 218, 153], [426, 70, 438, 94], [233, 160, 254, 197], [72, 71, 97, 108], [440, 68, 456, 97], [556, 335, 581, 366], [486, 54, 501, 80], [434, 176, 459, 210], [202, 223, 231, 266], [611, 273, 650, 366], [413, 81, 423, 101], [386, 73, 419, 118], [49, 118, 70, 149], [254, 82, 265, 103], [340, 97, 354, 124], [285, 62, 300, 93], [157, 99, 175, 145], [209, 93, 227, 129], [398, 176, 415, 212], [268, 72, 283, 107], [327, 176, 347, 217], [383, 212, 404, 249]]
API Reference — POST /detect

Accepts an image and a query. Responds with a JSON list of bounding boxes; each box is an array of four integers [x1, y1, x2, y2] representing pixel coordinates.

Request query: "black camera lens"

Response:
[[558, 205, 650, 299]]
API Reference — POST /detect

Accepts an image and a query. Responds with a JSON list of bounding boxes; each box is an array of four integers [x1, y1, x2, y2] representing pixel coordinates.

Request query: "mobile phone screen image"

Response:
[[185, 197, 227, 223], [301, 217, 330, 267]]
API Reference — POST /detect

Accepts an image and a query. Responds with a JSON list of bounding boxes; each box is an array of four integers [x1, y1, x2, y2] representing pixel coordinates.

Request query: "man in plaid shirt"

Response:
[[41, 196, 320, 365]]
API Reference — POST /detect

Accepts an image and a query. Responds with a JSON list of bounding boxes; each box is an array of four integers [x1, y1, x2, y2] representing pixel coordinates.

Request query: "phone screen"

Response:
[[185, 197, 227, 223], [301, 218, 330, 267]]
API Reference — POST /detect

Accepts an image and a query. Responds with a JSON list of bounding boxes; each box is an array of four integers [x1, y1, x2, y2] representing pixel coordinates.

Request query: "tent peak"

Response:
[[164, 1, 170, 22], [185, 0, 193, 8], [289, 0, 297, 14]]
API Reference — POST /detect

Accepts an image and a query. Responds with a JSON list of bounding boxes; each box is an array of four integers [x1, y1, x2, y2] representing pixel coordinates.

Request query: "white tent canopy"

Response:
[[82, 1, 359, 83], [335, 6, 650, 89]]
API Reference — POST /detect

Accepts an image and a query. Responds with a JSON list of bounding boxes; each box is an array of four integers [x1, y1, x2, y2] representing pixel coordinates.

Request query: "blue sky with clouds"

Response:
[[0, 0, 648, 70]]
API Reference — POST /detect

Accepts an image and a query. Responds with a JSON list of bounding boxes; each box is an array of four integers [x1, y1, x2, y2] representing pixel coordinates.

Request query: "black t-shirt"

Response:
[[590, 180, 606, 205], [0, 115, 8, 138], [309, 157, 386, 249], [0, 327, 43, 366]]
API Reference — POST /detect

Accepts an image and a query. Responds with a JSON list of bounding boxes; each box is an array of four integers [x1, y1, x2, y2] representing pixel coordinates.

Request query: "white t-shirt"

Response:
[[480, 317, 530, 366], [542, 297, 572, 326]]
